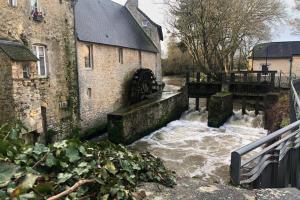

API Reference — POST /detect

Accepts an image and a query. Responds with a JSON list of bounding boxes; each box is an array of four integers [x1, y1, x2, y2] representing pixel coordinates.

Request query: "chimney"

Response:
[[125, 0, 138, 9]]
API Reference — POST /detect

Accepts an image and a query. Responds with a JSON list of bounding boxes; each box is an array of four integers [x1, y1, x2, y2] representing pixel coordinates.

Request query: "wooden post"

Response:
[[271, 72, 276, 89], [207, 73, 211, 83], [196, 72, 200, 111], [255, 98, 259, 116], [243, 72, 248, 82], [242, 97, 246, 115], [230, 73, 235, 83], [279, 71, 282, 89], [257, 72, 262, 83], [186, 71, 190, 84], [206, 97, 210, 111]]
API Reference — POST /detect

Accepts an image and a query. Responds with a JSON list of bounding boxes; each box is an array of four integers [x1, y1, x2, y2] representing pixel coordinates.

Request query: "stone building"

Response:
[[75, 0, 163, 130], [0, 0, 163, 138], [249, 41, 300, 78], [0, 0, 78, 141]]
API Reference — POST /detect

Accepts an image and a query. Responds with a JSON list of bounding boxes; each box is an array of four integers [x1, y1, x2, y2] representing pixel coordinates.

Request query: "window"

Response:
[[138, 51, 142, 65], [85, 45, 93, 68], [118, 48, 123, 64], [33, 45, 47, 77], [23, 64, 30, 79], [31, 0, 38, 10], [8, 0, 17, 7], [87, 88, 92, 98], [142, 20, 149, 27]]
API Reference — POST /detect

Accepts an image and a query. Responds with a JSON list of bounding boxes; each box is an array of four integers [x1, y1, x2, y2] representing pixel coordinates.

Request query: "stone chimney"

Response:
[[125, 0, 138, 9]]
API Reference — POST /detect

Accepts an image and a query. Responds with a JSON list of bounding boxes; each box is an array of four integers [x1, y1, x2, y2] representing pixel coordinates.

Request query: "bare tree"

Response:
[[291, 0, 300, 34], [166, 0, 285, 74]]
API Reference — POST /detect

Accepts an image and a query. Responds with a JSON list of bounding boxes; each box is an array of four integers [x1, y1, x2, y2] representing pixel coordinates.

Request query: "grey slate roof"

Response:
[[253, 41, 300, 59], [0, 39, 38, 62], [75, 0, 158, 53]]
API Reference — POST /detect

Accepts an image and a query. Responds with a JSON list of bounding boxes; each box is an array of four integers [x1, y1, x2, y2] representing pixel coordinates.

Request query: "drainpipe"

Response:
[[290, 57, 293, 82], [72, 1, 81, 122]]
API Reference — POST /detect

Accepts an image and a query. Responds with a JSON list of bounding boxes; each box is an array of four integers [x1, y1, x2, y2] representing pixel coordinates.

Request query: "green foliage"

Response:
[[280, 118, 290, 128], [0, 127, 176, 199]]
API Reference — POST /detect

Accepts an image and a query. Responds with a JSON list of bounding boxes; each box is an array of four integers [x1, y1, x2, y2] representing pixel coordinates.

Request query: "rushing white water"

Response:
[[132, 108, 267, 183], [131, 76, 268, 184], [131, 108, 267, 184]]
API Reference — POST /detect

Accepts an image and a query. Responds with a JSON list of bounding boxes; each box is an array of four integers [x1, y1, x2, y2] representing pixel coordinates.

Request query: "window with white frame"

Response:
[[8, 0, 17, 7], [85, 44, 93, 68], [23, 64, 30, 79], [31, 0, 38, 10], [33, 45, 47, 77]]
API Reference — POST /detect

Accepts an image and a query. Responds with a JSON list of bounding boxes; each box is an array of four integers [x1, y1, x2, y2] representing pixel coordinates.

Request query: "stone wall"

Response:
[[77, 41, 157, 130], [0, 53, 14, 123], [12, 62, 44, 134], [107, 91, 189, 144], [0, 0, 78, 139], [208, 92, 233, 128]]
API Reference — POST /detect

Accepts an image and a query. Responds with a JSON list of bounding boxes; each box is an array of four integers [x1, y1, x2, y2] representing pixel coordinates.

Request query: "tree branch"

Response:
[[47, 179, 95, 200]]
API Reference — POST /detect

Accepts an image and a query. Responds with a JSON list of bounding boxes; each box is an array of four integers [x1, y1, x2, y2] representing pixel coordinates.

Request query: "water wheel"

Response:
[[130, 68, 160, 104]]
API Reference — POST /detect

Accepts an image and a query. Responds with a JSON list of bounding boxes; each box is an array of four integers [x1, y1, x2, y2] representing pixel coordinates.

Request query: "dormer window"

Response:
[[8, 0, 17, 7], [142, 20, 149, 27]]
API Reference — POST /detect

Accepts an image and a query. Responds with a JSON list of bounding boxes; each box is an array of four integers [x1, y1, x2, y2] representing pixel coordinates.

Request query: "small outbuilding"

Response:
[[249, 41, 300, 79], [0, 39, 45, 141]]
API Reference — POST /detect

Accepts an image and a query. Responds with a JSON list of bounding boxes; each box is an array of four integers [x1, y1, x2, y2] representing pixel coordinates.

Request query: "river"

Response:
[[130, 76, 267, 184]]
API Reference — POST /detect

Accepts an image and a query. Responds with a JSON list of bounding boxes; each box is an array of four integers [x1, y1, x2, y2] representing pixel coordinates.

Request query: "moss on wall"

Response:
[[108, 91, 188, 145]]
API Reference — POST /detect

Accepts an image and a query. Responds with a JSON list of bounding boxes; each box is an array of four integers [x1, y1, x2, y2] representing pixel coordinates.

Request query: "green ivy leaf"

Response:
[[57, 173, 72, 184], [53, 140, 68, 149], [0, 162, 16, 188], [101, 194, 109, 200], [34, 182, 54, 195], [104, 162, 117, 175], [60, 162, 69, 168], [66, 148, 80, 163], [45, 153, 56, 167], [32, 144, 48, 155]]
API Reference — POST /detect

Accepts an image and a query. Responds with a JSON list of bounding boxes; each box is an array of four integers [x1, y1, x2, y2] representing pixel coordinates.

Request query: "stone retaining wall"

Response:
[[108, 91, 188, 144]]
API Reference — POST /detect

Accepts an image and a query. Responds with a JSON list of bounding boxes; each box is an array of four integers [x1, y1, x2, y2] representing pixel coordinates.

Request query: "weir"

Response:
[[187, 71, 279, 127]]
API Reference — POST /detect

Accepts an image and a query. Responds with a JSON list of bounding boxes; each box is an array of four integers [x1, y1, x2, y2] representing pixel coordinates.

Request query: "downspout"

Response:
[[290, 57, 293, 82], [72, 0, 81, 122]]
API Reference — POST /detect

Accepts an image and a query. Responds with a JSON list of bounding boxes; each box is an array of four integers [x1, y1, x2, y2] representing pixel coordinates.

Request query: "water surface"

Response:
[[131, 76, 267, 184]]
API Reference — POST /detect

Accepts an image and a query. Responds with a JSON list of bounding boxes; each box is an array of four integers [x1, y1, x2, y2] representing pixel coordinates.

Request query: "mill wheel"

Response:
[[130, 68, 159, 104]]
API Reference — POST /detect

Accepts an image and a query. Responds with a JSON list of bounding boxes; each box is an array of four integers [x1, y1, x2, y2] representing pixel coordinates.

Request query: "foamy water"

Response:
[[131, 109, 267, 184]]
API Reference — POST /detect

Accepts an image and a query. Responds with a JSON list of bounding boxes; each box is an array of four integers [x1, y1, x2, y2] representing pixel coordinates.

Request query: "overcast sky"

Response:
[[113, 0, 300, 56]]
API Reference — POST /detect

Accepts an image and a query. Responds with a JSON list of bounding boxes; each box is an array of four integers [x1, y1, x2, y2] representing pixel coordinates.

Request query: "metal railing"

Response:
[[230, 79, 300, 189]]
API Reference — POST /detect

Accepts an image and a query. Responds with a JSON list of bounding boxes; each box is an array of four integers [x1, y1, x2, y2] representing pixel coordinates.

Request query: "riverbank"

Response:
[[137, 177, 300, 200], [265, 91, 290, 132]]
